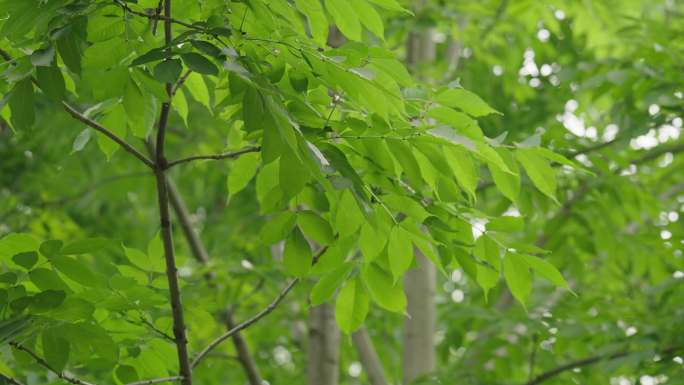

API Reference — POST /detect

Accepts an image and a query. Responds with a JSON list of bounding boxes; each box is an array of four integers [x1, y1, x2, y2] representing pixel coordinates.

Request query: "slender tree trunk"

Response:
[[307, 304, 340, 385], [402, 253, 436, 384], [402, 5, 438, 382], [352, 329, 389, 385]]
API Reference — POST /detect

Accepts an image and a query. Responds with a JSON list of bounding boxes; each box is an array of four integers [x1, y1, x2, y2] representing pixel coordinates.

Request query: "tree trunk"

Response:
[[307, 304, 340, 385], [352, 328, 389, 385], [402, 6, 437, 382], [402, 253, 436, 384]]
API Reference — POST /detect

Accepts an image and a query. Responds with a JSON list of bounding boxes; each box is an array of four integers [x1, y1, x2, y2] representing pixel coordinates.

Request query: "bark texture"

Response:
[[352, 328, 389, 385], [402, 253, 436, 384], [307, 304, 340, 385]]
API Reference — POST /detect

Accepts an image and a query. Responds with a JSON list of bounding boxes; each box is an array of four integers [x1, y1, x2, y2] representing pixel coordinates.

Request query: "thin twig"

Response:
[[113, 0, 200, 31], [125, 376, 184, 385], [166, 146, 261, 168], [191, 246, 328, 369], [9, 342, 95, 385], [171, 70, 192, 98], [0, 373, 25, 385], [525, 346, 679, 385], [62, 102, 156, 169]]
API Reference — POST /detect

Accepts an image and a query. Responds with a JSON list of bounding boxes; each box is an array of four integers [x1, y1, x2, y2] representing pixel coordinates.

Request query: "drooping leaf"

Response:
[[297, 211, 334, 245], [181, 53, 219, 76], [310, 263, 353, 306], [228, 152, 260, 199], [283, 227, 313, 277], [503, 252, 531, 308], [388, 225, 413, 282], [335, 277, 369, 333]]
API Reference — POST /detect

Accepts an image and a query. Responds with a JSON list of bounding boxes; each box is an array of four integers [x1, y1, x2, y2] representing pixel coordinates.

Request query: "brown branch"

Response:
[[113, 0, 200, 31], [0, 373, 25, 385], [9, 342, 95, 385], [125, 376, 184, 385], [161, 167, 265, 385], [191, 246, 328, 369], [152, 1, 193, 385], [171, 71, 192, 98], [63, 103, 156, 168], [191, 278, 299, 368], [525, 346, 679, 385], [166, 146, 261, 168]]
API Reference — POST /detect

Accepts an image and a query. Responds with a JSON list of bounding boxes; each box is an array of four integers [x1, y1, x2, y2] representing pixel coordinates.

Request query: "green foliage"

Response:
[[0, 0, 682, 384]]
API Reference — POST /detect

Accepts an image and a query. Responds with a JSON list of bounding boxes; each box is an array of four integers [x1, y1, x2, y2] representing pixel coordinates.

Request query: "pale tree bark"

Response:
[[402, 253, 436, 384], [402, 3, 438, 382], [352, 329, 389, 385], [307, 304, 340, 385]]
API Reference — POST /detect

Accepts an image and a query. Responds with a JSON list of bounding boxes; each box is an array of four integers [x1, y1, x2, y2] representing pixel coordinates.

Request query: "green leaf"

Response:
[[474, 236, 500, 301], [283, 227, 313, 277], [335, 190, 364, 238], [95, 104, 126, 159], [386, 139, 423, 190], [0, 233, 40, 258], [443, 146, 479, 200], [71, 129, 91, 153], [42, 328, 70, 372], [39, 240, 63, 259], [9, 79, 35, 130], [428, 106, 483, 140], [61, 238, 112, 255], [325, 0, 362, 41], [515, 148, 558, 202], [361, 263, 406, 312], [503, 252, 531, 308], [51, 256, 102, 287], [279, 149, 310, 201], [184, 73, 211, 111], [123, 80, 156, 138], [367, 0, 411, 13], [335, 277, 369, 333], [523, 255, 574, 293], [0, 272, 17, 285], [12, 252, 38, 270], [191, 40, 223, 58], [359, 222, 386, 261], [29, 269, 70, 292], [310, 263, 353, 306], [30, 46, 55, 67], [31, 290, 66, 312], [115, 365, 139, 384], [36, 64, 66, 101], [297, 211, 334, 245], [294, 0, 329, 46], [488, 147, 520, 203], [260, 211, 297, 245], [436, 88, 501, 117], [487, 216, 524, 232], [181, 53, 218, 76], [153, 59, 183, 83], [351, 0, 384, 39], [388, 226, 413, 282], [228, 152, 260, 199], [131, 48, 172, 66], [57, 33, 81, 74]]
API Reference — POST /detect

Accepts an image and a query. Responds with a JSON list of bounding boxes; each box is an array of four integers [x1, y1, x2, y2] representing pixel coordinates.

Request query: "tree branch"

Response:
[[0, 373, 25, 385], [125, 376, 184, 385], [62, 103, 156, 169], [524, 346, 679, 385], [113, 0, 200, 31], [166, 146, 261, 168], [152, 1, 193, 384], [9, 342, 95, 385], [161, 169, 264, 385], [191, 246, 328, 369]]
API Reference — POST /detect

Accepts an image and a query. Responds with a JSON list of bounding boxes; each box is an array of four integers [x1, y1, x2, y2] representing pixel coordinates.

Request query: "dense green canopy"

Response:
[[0, 1, 682, 385]]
